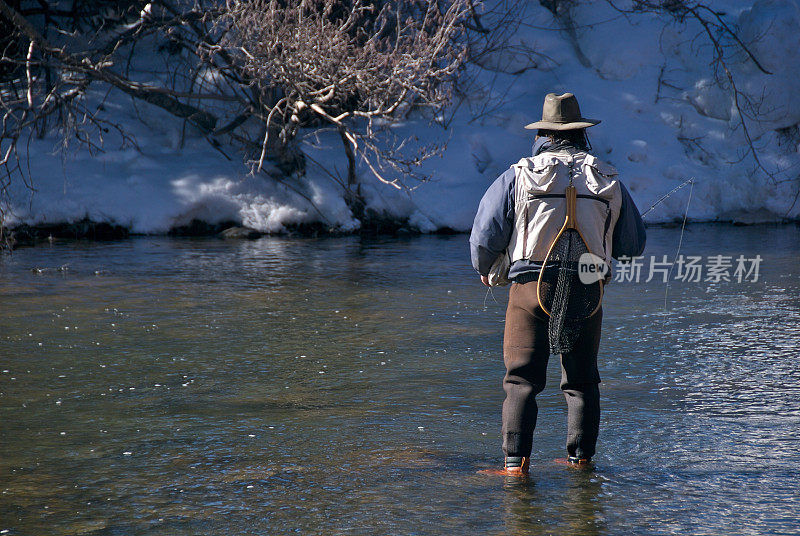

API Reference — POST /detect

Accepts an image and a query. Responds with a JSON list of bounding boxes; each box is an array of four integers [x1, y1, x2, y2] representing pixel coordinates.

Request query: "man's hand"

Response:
[[480, 275, 490, 287]]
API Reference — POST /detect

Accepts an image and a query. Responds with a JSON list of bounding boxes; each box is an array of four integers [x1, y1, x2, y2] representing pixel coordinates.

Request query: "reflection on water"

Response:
[[1, 226, 799, 535], [499, 468, 606, 536]]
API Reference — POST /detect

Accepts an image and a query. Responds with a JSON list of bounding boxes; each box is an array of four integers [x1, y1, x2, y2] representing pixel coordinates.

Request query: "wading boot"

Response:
[[478, 456, 530, 476], [566, 456, 592, 468], [503, 456, 530, 476]]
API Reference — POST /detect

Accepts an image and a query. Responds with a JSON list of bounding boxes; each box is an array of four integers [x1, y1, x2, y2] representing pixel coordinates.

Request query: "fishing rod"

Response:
[[641, 177, 695, 218], [640, 177, 695, 313]]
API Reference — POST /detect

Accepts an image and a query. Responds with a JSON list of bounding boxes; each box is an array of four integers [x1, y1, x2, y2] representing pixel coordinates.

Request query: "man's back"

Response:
[[468, 92, 645, 476]]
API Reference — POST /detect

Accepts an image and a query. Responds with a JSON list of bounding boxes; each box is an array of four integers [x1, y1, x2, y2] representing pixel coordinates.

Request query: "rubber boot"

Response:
[[566, 456, 592, 468], [503, 456, 530, 476]]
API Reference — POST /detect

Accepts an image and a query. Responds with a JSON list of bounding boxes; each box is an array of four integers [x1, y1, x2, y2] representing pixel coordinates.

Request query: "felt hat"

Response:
[[524, 92, 600, 130]]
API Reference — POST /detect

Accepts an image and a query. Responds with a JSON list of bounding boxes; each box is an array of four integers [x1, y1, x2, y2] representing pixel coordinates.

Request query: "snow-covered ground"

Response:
[[4, 0, 799, 234]]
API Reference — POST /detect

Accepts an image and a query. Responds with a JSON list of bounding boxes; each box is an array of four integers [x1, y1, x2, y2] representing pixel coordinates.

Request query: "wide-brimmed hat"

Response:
[[524, 92, 600, 130]]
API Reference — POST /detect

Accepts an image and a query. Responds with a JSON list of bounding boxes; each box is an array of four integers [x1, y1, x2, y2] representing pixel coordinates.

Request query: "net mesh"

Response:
[[538, 229, 602, 354]]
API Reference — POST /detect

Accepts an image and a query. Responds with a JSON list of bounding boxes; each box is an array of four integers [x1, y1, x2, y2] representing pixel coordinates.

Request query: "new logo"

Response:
[[578, 253, 608, 284]]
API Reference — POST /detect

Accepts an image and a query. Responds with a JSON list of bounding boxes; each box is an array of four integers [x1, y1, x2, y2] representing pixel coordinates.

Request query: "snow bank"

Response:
[[3, 0, 799, 234], [3, 91, 359, 234]]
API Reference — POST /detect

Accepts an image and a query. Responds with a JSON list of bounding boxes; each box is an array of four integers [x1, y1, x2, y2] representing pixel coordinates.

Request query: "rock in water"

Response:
[[218, 226, 262, 239]]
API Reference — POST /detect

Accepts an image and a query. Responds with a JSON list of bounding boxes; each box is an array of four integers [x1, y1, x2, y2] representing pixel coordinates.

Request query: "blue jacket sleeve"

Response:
[[612, 182, 646, 259], [469, 168, 516, 275]]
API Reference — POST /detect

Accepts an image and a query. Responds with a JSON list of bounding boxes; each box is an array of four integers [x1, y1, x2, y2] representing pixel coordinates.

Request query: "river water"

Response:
[[1, 226, 799, 535]]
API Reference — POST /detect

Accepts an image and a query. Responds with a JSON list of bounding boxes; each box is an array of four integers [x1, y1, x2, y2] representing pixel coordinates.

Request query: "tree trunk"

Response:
[[339, 126, 364, 219]]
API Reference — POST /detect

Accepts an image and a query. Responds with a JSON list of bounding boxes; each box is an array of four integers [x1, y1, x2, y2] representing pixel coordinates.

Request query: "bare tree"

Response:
[[618, 2, 773, 169], [0, 0, 227, 240], [536, 0, 800, 211], [0, 0, 471, 239], [221, 0, 470, 211]]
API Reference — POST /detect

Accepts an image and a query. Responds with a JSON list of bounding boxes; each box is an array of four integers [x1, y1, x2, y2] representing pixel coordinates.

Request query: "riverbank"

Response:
[[1, 214, 463, 250], [3, 216, 798, 251], [4, 2, 800, 241]]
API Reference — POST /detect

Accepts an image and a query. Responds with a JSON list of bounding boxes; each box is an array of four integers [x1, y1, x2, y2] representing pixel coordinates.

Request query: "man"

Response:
[[470, 92, 646, 476]]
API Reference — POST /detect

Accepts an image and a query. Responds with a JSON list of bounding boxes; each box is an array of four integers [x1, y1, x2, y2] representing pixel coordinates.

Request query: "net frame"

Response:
[[537, 180, 604, 354]]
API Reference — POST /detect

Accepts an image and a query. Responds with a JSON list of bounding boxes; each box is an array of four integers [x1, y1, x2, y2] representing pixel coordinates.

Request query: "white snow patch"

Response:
[[4, 0, 800, 232]]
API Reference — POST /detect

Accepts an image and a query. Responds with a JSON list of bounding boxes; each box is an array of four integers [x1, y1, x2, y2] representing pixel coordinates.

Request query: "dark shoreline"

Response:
[[0, 216, 461, 250], [2, 216, 798, 250]]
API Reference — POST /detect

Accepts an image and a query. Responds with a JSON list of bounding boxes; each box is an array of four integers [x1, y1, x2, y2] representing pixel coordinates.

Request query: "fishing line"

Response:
[[482, 177, 695, 313], [484, 285, 499, 308], [663, 178, 694, 312], [618, 177, 694, 327]]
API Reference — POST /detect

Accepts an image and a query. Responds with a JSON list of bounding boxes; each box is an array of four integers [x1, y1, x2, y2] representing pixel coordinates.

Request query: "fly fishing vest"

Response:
[[508, 150, 623, 271]]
